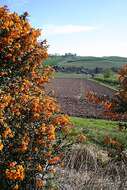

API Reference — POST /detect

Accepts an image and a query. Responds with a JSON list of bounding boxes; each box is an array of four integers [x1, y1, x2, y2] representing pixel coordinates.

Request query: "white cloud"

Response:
[[47, 39, 127, 57], [43, 24, 96, 35]]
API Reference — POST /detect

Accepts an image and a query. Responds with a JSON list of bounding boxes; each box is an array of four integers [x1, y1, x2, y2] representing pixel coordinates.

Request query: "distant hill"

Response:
[[44, 55, 127, 70]]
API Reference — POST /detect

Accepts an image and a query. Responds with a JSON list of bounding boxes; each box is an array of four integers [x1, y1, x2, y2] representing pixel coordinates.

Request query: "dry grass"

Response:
[[57, 144, 127, 190]]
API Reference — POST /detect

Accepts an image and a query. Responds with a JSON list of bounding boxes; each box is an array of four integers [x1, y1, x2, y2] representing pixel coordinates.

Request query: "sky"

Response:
[[1, 0, 127, 57]]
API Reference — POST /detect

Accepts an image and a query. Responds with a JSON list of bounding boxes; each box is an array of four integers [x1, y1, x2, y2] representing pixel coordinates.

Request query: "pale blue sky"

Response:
[[1, 0, 127, 56]]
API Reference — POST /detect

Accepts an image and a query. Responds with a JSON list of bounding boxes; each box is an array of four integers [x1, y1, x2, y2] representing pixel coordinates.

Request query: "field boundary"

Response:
[[86, 78, 118, 92]]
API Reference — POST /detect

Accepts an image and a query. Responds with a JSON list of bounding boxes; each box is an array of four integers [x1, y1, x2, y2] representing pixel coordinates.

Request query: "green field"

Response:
[[70, 117, 127, 149], [91, 73, 119, 90], [44, 55, 127, 69], [54, 72, 88, 78], [44, 56, 64, 66]]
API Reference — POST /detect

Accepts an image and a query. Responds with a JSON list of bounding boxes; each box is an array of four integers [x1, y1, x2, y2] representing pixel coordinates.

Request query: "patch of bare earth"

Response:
[[46, 78, 115, 119]]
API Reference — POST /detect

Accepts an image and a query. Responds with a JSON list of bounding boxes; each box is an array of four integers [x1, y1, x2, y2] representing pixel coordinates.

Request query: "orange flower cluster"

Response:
[[5, 164, 25, 181], [48, 156, 60, 164], [38, 123, 46, 133], [31, 98, 42, 113], [37, 123, 56, 141], [20, 79, 31, 92], [77, 134, 87, 143], [30, 96, 59, 120], [11, 105, 21, 116], [12, 184, 19, 190], [2, 127, 14, 139], [0, 140, 4, 151], [86, 91, 112, 111], [19, 94, 29, 104], [52, 115, 70, 134], [18, 134, 30, 152], [43, 97, 60, 118], [53, 115, 70, 126], [47, 124, 56, 141], [104, 136, 123, 150], [0, 94, 12, 110], [36, 164, 44, 172], [36, 179, 44, 189]]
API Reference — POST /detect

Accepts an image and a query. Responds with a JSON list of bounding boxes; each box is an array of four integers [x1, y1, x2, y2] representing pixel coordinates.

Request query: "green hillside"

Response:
[[44, 55, 127, 69]]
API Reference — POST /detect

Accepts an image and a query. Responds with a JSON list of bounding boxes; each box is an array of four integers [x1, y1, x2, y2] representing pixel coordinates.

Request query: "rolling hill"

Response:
[[44, 55, 127, 70]]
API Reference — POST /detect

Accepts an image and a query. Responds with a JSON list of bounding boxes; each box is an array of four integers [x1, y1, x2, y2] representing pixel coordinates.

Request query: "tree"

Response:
[[113, 64, 127, 113], [0, 6, 70, 190], [103, 69, 112, 79], [86, 64, 127, 120]]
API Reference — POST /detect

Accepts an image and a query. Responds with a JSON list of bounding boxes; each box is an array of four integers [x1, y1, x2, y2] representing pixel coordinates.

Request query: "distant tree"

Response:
[[103, 69, 112, 79], [64, 53, 76, 57]]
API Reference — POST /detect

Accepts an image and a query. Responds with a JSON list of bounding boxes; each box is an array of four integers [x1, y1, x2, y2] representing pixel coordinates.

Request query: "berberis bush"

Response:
[[0, 6, 70, 190]]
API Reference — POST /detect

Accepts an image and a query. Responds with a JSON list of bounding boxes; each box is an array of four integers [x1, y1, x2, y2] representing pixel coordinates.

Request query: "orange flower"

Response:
[[44, 151, 52, 158], [32, 113, 40, 120], [5, 164, 25, 181], [18, 134, 30, 152], [11, 107, 21, 116], [48, 167, 56, 174], [12, 184, 19, 190], [36, 179, 44, 188], [53, 115, 70, 126], [48, 156, 60, 165], [38, 123, 46, 133], [48, 134, 56, 141], [36, 164, 43, 172], [77, 134, 87, 143], [2, 127, 14, 139], [32, 147, 38, 152], [0, 141, 4, 151], [60, 162, 65, 168], [20, 94, 29, 104]]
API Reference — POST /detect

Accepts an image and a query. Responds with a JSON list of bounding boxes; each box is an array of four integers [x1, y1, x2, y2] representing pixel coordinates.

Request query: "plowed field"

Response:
[[46, 78, 115, 119]]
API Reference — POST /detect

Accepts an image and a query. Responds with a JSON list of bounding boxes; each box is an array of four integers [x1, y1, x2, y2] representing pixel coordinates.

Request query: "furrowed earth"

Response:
[[46, 78, 115, 119]]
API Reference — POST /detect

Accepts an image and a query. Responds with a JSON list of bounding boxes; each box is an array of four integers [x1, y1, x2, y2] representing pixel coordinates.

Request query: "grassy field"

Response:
[[54, 72, 88, 78], [44, 56, 65, 66], [89, 73, 119, 90], [69, 117, 127, 149], [44, 55, 127, 69], [93, 73, 119, 89]]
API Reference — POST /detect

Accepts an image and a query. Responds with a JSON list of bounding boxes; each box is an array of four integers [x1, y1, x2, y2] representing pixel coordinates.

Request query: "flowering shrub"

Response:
[[86, 65, 127, 118], [86, 91, 127, 121], [112, 65, 127, 113], [0, 6, 70, 189]]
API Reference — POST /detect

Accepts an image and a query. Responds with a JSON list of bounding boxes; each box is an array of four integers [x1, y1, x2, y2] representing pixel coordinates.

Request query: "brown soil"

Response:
[[46, 78, 115, 119]]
